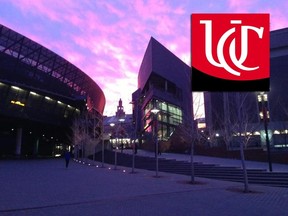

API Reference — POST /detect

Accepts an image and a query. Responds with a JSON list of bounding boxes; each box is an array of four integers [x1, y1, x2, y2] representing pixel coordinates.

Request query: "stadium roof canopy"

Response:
[[0, 24, 105, 114]]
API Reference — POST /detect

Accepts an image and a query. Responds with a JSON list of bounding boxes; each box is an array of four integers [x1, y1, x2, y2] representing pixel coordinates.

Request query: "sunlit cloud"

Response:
[[1, 0, 288, 116]]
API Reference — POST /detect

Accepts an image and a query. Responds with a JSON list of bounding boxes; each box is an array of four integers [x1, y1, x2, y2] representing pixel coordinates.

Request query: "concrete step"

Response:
[[92, 150, 288, 188]]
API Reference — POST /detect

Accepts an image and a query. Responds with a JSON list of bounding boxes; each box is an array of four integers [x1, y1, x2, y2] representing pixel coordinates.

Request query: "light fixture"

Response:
[[30, 91, 38, 96], [151, 108, 160, 114], [11, 86, 21, 90]]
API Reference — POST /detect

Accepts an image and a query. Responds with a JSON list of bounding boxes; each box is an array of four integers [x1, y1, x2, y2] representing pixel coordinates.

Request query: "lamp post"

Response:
[[131, 141, 135, 173], [130, 100, 138, 174], [151, 107, 160, 177], [101, 116, 105, 168], [258, 92, 272, 172], [110, 122, 118, 170], [111, 117, 125, 170]]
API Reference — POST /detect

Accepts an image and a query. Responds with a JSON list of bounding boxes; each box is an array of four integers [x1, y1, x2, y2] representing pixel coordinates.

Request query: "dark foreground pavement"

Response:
[[1, 158, 288, 216]]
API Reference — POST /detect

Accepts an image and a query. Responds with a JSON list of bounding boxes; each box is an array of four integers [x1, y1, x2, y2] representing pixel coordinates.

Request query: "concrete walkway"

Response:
[[1, 157, 288, 216]]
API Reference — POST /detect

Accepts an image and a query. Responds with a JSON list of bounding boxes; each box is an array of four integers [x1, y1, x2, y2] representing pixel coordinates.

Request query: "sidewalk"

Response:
[[123, 149, 288, 172], [1, 158, 288, 215]]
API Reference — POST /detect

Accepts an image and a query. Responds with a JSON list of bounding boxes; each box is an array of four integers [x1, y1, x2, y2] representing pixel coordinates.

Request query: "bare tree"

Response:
[[71, 111, 102, 162], [236, 93, 250, 192], [275, 97, 288, 146], [221, 92, 261, 192], [171, 92, 205, 183], [175, 120, 197, 183]]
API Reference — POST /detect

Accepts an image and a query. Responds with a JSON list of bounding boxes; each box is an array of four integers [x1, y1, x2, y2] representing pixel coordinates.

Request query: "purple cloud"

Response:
[[1, 0, 288, 116]]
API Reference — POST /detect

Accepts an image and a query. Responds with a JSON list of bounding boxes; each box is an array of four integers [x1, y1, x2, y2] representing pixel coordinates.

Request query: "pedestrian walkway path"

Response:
[[122, 149, 288, 172], [1, 158, 288, 215]]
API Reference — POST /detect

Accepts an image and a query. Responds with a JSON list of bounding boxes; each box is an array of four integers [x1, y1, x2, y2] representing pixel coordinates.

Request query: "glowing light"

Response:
[[57, 100, 63, 104], [11, 86, 21, 90], [30, 91, 38, 96], [151, 108, 160, 114], [197, 122, 206, 129], [45, 96, 52, 100], [11, 100, 25, 107]]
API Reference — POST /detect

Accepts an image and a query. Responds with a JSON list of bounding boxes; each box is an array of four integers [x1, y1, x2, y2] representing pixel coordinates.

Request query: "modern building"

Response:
[[0, 24, 105, 157], [204, 27, 288, 150], [132, 37, 193, 151]]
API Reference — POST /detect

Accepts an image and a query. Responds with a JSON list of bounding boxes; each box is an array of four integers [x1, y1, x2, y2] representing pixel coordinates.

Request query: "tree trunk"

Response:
[[240, 142, 249, 192], [237, 92, 250, 193], [190, 141, 195, 183]]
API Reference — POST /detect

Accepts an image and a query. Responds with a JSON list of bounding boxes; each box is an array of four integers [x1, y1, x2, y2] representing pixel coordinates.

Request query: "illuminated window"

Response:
[[143, 99, 183, 140], [11, 100, 25, 107]]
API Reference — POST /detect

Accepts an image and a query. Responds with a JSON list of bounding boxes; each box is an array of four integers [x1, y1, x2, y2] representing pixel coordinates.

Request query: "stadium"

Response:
[[0, 24, 105, 157]]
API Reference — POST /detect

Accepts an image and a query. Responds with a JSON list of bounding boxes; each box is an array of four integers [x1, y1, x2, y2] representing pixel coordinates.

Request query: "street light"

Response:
[[130, 99, 139, 174], [110, 117, 125, 170], [151, 107, 160, 177], [110, 122, 118, 170], [258, 92, 272, 172], [101, 116, 105, 168], [119, 118, 125, 153]]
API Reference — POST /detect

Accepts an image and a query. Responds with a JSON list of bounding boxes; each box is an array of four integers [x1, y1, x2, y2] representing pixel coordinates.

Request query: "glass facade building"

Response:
[[132, 37, 192, 150], [143, 99, 182, 141]]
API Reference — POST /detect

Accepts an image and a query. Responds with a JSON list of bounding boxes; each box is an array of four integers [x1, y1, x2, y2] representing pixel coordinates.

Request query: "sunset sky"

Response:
[[1, 0, 288, 116]]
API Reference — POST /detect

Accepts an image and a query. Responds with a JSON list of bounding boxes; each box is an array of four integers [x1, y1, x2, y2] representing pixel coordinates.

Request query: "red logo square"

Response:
[[191, 13, 270, 91]]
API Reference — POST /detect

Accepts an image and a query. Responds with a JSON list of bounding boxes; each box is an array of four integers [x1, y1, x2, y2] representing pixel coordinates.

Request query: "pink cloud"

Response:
[[3, 0, 288, 116], [267, 8, 288, 30], [98, 1, 125, 18], [228, 0, 258, 11], [10, 0, 63, 22]]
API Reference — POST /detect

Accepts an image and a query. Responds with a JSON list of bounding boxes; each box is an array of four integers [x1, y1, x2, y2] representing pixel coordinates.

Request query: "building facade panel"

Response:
[[133, 37, 193, 151]]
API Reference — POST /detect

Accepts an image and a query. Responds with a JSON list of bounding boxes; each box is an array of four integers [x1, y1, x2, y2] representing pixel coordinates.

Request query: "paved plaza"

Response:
[[1, 154, 288, 216]]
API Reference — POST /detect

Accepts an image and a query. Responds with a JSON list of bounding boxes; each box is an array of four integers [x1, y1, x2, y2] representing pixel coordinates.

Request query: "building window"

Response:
[[143, 99, 182, 140]]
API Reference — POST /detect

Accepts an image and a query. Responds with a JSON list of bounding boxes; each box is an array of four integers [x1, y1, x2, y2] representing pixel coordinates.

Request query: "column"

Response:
[[15, 127, 22, 156], [33, 138, 39, 156]]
